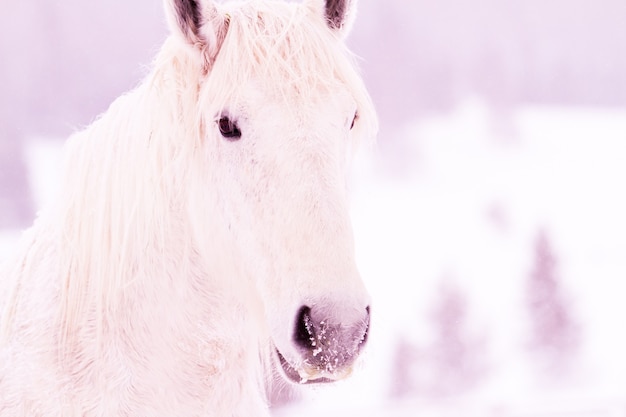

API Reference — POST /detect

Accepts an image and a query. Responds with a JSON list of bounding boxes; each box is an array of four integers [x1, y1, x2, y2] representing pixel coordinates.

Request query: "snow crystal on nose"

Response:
[[303, 320, 362, 375]]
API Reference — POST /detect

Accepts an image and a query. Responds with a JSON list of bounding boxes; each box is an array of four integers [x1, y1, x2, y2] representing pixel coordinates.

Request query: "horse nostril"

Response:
[[294, 305, 315, 351], [293, 305, 371, 352], [360, 305, 371, 346]]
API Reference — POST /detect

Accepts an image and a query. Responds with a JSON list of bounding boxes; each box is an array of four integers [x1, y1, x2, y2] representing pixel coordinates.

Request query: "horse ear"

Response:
[[164, 0, 229, 61], [309, 0, 357, 38]]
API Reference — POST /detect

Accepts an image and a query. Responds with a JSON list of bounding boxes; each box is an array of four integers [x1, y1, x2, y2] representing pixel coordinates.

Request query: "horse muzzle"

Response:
[[276, 304, 370, 384]]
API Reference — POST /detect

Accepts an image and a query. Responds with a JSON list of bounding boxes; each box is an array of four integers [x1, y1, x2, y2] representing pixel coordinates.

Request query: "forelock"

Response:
[[200, 0, 376, 136]]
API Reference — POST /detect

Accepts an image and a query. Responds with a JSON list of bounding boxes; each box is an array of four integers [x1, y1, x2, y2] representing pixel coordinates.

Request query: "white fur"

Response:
[[0, 0, 377, 415]]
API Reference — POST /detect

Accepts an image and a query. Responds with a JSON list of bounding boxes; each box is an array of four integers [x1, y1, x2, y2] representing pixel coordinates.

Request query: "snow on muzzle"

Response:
[[277, 305, 370, 384]]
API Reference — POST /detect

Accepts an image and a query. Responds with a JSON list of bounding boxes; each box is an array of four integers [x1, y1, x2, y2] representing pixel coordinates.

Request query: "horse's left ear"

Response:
[[164, 0, 229, 63], [309, 0, 357, 38]]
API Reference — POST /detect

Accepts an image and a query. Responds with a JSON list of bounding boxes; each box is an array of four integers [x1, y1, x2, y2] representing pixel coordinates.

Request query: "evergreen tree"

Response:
[[526, 230, 581, 376], [389, 280, 488, 399], [425, 280, 487, 397]]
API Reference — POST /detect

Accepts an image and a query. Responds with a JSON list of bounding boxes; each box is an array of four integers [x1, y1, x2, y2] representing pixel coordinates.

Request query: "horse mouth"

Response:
[[275, 350, 352, 385]]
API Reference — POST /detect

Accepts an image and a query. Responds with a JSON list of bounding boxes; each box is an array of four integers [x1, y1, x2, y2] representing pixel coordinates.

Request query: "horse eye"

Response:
[[218, 116, 242, 140], [350, 111, 358, 130]]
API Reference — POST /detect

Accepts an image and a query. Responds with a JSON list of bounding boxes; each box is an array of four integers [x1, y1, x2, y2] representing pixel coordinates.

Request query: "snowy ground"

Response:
[[2, 100, 626, 416]]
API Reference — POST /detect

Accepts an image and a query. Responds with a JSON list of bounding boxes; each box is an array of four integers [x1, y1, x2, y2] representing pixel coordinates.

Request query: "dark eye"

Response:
[[350, 111, 358, 130], [218, 116, 242, 140]]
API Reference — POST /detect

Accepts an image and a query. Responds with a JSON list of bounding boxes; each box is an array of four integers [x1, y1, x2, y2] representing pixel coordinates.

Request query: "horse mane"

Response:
[[51, 38, 206, 352], [46, 0, 377, 356]]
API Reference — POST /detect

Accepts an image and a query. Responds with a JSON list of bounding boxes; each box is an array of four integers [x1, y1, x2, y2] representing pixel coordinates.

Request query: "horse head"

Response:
[[166, 0, 377, 385]]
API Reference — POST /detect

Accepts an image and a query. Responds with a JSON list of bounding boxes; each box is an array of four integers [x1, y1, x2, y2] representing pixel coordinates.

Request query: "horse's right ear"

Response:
[[164, 0, 229, 63], [307, 0, 357, 39]]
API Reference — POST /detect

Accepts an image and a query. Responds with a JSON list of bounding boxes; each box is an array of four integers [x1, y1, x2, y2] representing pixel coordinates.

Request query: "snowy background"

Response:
[[2, 1, 626, 416]]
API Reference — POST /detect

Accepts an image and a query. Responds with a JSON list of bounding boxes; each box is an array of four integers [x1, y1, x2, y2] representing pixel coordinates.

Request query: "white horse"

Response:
[[0, 0, 377, 415]]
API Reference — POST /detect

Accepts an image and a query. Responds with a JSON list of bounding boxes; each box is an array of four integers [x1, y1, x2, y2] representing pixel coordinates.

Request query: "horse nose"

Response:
[[293, 304, 370, 373]]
